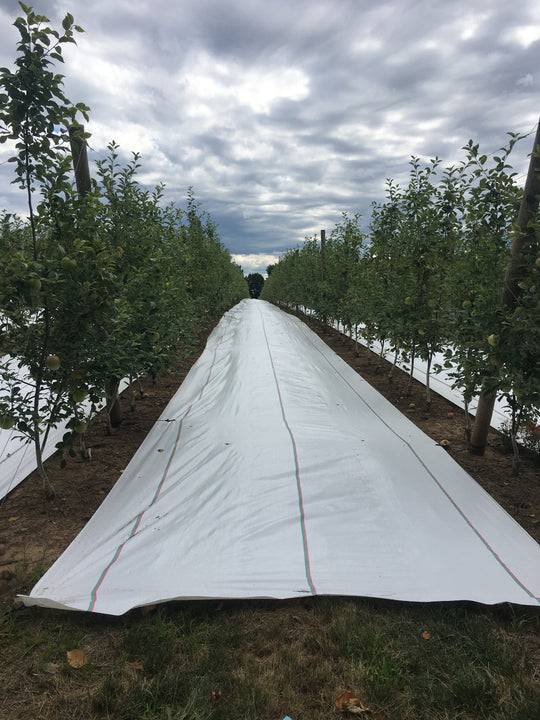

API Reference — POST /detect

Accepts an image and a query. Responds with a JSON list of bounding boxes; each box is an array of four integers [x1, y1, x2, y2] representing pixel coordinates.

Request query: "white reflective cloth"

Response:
[[303, 310, 519, 431], [21, 300, 540, 614], [344, 327, 513, 430], [0, 356, 59, 500], [0, 366, 129, 501]]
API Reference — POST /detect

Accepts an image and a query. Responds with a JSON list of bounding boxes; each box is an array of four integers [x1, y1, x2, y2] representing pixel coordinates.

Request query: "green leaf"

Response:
[[61, 13, 74, 30], [36, 31, 51, 46]]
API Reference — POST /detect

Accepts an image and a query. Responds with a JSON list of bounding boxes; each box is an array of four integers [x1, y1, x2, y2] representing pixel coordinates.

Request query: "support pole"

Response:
[[69, 124, 124, 427], [69, 124, 91, 196], [470, 118, 540, 455], [321, 229, 326, 281]]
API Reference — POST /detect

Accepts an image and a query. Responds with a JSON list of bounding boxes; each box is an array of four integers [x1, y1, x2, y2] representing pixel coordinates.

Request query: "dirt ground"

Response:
[[0, 306, 538, 611]]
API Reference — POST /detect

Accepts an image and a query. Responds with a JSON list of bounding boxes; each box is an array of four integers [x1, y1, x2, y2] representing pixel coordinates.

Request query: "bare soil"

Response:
[[0, 306, 538, 612]]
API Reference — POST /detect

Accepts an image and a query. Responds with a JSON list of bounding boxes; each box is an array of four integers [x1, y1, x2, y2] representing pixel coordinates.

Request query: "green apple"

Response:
[[61, 256, 77, 270], [487, 334, 500, 347], [427, 298, 437, 308], [0, 414, 16, 430], [150, 331, 160, 343], [45, 354, 61, 370], [73, 421, 87, 434], [28, 278, 42, 291], [71, 389, 88, 403], [405, 296, 413, 305], [462, 299, 472, 309]]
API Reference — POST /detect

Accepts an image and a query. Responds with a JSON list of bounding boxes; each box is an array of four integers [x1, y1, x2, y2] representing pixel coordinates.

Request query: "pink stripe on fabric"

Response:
[[88, 333, 224, 612], [300, 323, 540, 605], [260, 310, 316, 596]]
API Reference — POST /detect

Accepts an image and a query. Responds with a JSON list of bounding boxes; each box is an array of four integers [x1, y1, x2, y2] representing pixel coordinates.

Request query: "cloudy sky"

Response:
[[1, 0, 539, 274]]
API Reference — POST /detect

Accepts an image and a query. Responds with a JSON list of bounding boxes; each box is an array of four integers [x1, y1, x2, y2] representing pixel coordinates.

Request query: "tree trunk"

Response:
[[407, 344, 416, 395], [463, 398, 472, 445], [105, 380, 123, 430], [34, 417, 55, 499], [79, 432, 92, 460], [129, 377, 137, 411], [388, 347, 398, 382], [470, 390, 497, 454], [376, 340, 385, 372], [425, 351, 432, 409]]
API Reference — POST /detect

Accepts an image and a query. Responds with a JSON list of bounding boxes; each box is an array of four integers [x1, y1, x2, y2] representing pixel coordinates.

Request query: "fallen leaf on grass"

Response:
[[422, 630, 431, 640], [66, 649, 88, 668], [335, 690, 384, 717], [335, 689, 355, 710], [212, 691, 222, 704], [132, 661, 144, 672]]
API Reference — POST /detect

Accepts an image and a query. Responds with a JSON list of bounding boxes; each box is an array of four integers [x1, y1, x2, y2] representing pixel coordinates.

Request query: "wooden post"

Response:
[[470, 118, 540, 455], [501, 119, 540, 309], [321, 229, 326, 281], [69, 124, 124, 428], [69, 124, 91, 196]]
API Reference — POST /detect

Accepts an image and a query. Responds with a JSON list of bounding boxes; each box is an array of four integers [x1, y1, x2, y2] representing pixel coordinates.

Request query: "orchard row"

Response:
[[0, 6, 248, 495], [262, 137, 540, 454]]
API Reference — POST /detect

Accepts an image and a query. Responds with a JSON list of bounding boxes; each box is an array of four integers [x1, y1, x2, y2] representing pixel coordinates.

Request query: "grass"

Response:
[[1, 596, 539, 720], [11, 552, 46, 590]]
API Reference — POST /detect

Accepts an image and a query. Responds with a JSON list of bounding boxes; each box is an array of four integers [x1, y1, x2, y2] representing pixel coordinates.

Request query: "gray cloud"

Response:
[[1, 0, 539, 274]]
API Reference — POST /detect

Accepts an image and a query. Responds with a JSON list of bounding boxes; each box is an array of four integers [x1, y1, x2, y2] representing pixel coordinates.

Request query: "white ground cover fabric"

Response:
[[0, 366, 129, 502], [299, 309, 516, 431], [0, 356, 59, 501], [1, 431, 47, 501], [22, 300, 540, 614], [346, 328, 512, 430]]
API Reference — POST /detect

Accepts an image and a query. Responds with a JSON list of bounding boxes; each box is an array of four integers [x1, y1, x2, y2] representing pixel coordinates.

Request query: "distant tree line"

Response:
[[246, 273, 265, 298]]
